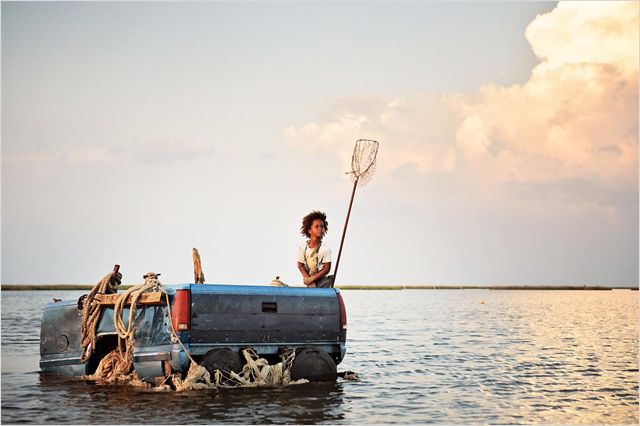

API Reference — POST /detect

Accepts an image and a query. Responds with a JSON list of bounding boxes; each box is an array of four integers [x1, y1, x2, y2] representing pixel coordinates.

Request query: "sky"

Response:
[[1, 1, 638, 286]]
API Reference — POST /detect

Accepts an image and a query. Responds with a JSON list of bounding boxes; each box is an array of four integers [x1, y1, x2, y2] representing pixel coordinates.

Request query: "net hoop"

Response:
[[349, 139, 379, 187]]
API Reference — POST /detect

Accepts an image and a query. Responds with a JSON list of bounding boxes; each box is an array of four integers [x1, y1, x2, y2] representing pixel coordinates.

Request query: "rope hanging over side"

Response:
[[83, 270, 203, 389], [79, 266, 121, 363], [111, 272, 162, 374]]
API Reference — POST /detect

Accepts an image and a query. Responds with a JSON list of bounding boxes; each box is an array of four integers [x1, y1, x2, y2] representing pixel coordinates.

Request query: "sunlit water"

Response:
[[1, 289, 638, 424]]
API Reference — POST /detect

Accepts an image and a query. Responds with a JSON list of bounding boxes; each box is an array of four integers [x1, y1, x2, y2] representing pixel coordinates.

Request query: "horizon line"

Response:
[[1, 284, 638, 291]]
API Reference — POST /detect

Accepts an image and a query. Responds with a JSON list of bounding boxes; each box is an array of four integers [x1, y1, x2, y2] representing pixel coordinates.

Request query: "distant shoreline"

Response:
[[1, 284, 637, 291]]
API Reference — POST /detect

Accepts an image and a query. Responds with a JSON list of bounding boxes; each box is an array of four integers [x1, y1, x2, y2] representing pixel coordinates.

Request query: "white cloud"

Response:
[[284, 1, 638, 202], [526, 1, 638, 77], [285, 93, 461, 176]]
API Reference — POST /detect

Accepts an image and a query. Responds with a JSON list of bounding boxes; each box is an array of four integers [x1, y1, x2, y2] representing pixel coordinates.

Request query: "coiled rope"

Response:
[[81, 271, 215, 390]]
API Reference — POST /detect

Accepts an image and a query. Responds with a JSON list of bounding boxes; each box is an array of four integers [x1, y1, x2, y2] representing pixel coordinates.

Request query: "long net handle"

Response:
[[332, 177, 359, 286]]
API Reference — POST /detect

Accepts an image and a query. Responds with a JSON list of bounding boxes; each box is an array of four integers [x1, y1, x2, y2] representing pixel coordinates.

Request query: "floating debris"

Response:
[[340, 371, 359, 381], [85, 347, 307, 392]]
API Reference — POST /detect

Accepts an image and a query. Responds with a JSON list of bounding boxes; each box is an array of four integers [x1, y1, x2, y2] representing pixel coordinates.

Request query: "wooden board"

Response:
[[94, 292, 165, 306]]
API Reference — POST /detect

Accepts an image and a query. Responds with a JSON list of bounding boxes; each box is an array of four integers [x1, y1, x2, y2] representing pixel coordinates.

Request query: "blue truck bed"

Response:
[[40, 284, 347, 381]]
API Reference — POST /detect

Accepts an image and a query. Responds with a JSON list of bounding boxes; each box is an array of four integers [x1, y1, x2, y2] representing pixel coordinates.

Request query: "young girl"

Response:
[[297, 211, 332, 288]]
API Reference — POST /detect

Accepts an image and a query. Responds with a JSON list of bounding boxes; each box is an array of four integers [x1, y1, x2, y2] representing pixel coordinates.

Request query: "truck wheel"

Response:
[[291, 347, 337, 382], [200, 349, 243, 379]]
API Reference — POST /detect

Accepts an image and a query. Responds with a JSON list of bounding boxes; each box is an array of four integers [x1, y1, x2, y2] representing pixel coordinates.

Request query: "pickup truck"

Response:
[[40, 284, 347, 382]]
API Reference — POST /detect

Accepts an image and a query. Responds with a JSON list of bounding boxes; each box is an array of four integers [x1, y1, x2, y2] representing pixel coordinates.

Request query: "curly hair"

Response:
[[300, 210, 329, 238]]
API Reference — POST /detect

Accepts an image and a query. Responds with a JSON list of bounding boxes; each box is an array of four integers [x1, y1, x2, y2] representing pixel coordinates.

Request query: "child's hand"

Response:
[[303, 276, 315, 286]]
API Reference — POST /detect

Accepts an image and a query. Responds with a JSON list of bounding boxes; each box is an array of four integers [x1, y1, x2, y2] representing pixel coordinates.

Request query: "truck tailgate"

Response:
[[190, 285, 341, 344]]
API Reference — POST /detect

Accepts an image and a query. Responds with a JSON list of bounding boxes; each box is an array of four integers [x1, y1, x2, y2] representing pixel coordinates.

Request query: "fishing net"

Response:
[[349, 139, 379, 187]]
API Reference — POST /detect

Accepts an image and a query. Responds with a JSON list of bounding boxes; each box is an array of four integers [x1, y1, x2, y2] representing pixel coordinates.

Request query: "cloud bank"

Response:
[[284, 1, 638, 207]]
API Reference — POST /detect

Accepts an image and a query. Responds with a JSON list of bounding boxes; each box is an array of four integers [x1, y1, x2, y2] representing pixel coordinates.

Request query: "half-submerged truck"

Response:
[[40, 284, 347, 382]]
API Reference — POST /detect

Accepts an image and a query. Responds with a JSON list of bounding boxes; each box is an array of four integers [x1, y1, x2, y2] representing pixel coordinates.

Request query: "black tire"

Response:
[[291, 347, 337, 382], [200, 348, 243, 379]]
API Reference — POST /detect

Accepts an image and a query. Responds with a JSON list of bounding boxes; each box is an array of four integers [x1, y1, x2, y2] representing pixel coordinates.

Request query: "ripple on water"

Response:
[[1, 289, 639, 424]]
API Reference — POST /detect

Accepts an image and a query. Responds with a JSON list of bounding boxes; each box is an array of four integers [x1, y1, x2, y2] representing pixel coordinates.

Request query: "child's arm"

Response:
[[298, 262, 312, 286], [303, 262, 331, 286]]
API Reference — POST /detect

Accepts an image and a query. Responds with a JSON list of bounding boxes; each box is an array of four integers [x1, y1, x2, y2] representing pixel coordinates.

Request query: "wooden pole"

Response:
[[192, 247, 205, 284], [332, 177, 359, 286]]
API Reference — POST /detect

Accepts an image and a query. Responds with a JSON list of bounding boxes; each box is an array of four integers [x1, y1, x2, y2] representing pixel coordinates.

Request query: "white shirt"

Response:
[[297, 242, 332, 272]]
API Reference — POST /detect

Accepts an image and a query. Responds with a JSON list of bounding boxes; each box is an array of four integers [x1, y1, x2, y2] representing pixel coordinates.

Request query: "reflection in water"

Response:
[[2, 290, 638, 424], [36, 373, 345, 424]]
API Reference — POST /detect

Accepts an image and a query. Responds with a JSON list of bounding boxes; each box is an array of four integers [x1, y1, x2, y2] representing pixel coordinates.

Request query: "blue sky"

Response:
[[2, 2, 637, 286]]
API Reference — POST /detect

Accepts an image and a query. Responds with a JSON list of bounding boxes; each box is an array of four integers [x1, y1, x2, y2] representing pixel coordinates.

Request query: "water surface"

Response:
[[2, 289, 638, 424]]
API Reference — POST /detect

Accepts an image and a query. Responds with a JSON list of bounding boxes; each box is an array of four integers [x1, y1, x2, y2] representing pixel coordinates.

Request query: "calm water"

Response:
[[1, 289, 638, 424]]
